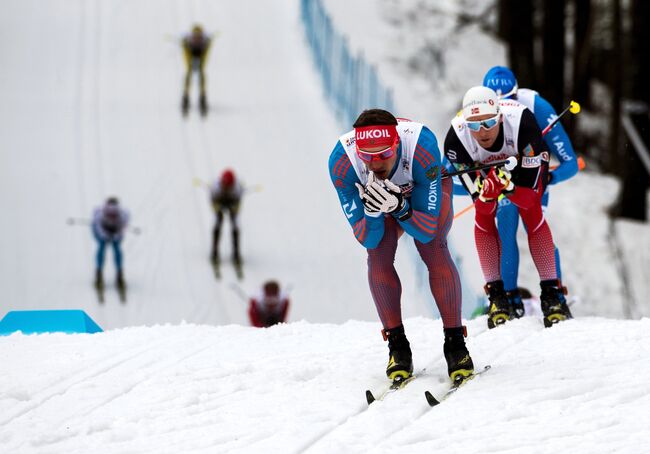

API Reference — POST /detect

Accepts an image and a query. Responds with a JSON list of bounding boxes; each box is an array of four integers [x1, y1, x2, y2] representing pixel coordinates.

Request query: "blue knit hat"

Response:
[[483, 66, 518, 98]]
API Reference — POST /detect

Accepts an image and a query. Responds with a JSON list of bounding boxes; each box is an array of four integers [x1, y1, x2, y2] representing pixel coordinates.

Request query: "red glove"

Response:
[[478, 168, 509, 202]]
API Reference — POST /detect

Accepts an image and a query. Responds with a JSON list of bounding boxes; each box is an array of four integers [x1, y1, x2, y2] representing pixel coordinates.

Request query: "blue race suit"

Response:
[[497, 89, 578, 291], [328, 124, 463, 329]]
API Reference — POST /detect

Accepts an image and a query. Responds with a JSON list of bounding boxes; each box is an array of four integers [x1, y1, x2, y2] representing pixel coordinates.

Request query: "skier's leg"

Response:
[[497, 199, 521, 292], [512, 188, 557, 281], [474, 199, 512, 327], [541, 190, 563, 281], [497, 199, 526, 317], [212, 211, 223, 262], [474, 201, 502, 283], [92, 225, 107, 279], [112, 239, 123, 271], [198, 61, 207, 111], [414, 178, 462, 328], [230, 209, 240, 262], [415, 179, 473, 379], [113, 240, 125, 286], [367, 217, 402, 329]]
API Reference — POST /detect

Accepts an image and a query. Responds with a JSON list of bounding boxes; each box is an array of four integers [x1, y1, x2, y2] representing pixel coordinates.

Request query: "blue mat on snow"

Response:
[[0, 310, 103, 335]]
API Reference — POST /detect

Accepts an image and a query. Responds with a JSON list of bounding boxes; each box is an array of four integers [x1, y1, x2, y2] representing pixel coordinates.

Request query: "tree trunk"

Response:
[[617, 0, 650, 220], [566, 0, 592, 146], [608, 0, 622, 174], [541, 0, 566, 111], [572, 0, 592, 108], [500, 0, 536, 87]]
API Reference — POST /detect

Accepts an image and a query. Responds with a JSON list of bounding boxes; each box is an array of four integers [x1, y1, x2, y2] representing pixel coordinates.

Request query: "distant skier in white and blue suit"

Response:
[[483, 66, 579, 317], [92, 197, 129, 291]]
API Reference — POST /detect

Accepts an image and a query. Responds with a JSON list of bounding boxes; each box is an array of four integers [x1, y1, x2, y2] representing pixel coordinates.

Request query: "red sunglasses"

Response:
[[356, 136, 399, 162]]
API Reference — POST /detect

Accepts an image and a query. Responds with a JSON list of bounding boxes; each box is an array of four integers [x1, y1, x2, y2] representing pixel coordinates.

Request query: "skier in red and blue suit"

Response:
[[328, 108, 474, 384], [483, 66, 579, 317]]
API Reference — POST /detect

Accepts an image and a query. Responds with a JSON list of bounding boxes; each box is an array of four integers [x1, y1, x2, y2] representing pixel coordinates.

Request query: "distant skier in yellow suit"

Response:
[[182, 24, 212, 116]]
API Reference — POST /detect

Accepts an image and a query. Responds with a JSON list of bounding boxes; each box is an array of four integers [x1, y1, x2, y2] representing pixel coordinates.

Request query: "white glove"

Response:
[[355, 173, 383, 217], [356, 173, 408, 216]]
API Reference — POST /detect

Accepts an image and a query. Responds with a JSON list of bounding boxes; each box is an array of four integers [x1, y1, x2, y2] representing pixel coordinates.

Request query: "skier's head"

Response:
[[462, 86, 502, 149], [483, 66, 518, 99], [220, 169, 235, 188], [191, 24, 203, 35], [103, 197, 120, 222], [106, 196, 119, 206], [263, 280, 280, 297], [353, 109, 399, 180]]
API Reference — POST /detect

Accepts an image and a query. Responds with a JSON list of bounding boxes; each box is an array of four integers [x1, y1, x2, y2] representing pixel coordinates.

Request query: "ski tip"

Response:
[[365, 390, 376, 405], [424, 390, 440, 407]]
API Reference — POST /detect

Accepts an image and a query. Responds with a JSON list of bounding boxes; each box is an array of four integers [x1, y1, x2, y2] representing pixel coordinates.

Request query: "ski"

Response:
[[365, 368, 425, 405], [181, 94, 190, 117], [199, 95, 208, 117], [424, 365, 491, 407]]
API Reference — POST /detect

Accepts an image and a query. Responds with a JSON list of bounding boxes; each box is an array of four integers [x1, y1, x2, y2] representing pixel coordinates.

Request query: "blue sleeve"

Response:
[[328, 142, 385, 249], [395, 126, 443, 243], [533, 94, 579, 185]]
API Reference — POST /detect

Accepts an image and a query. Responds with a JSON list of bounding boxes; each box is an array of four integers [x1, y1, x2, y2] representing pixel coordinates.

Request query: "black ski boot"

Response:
[[506, 289, 525, 319], [94, 269, 104, 290], [558, 284, 573, 319], [383, 325, 413, 382], [116, 270, 126, 290], [116, 270, 127, 303], [443, 326, 474, 383], [182, 94, 190, 116], [540, 280, 569, 328], [199, 93, 208, 116], [485, 280, 511, 329]]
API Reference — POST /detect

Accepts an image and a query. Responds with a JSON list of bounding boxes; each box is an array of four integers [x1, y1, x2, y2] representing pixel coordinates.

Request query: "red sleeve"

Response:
[[248, 299, 264, 328], [280, 299, 290, 322]]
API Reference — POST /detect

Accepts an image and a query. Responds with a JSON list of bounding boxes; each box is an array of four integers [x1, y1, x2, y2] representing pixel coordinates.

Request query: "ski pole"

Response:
[[193, 177, 263, 195], [442, 156, 518, 180], [192, 177, 210, 189], [453, 156, 586, 220], [541, 100, 581, 136], [228, 282, 249, 302], [66, 217, 142, 235], [66, 217, 91, 226]]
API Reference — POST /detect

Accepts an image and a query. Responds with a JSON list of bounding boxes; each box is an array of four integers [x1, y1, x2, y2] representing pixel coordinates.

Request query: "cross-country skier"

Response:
[[248, 280, 290, 328], [328, 108, 474, 383], [443, 86, 571, 329], [92, 197, 129, 292], [482, 66, 579, 318], [181, 24, 211, 116], [210, 169, 243, 267]]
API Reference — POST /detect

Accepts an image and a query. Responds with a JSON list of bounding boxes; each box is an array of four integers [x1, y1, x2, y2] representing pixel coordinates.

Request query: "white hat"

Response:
[[462, 86, 500, 120]]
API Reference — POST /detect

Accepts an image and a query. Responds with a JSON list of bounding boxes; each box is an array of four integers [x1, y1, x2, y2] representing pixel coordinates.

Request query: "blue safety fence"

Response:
[[301, 0, 394, 128]]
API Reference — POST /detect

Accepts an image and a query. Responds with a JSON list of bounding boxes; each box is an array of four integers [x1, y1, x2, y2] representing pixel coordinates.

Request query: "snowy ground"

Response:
[[2, 0, 650, 452], [2, 318, 650, 453]]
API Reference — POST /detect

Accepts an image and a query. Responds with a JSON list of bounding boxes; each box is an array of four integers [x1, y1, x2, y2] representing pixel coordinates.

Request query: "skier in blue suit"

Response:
[[328, 108, 473, 384], [482, 66, 579, 317]]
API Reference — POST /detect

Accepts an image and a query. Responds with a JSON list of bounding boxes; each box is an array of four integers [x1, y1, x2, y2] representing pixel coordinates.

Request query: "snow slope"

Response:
[[2, 318, 650, 453], [2, 0, 650, 452]]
